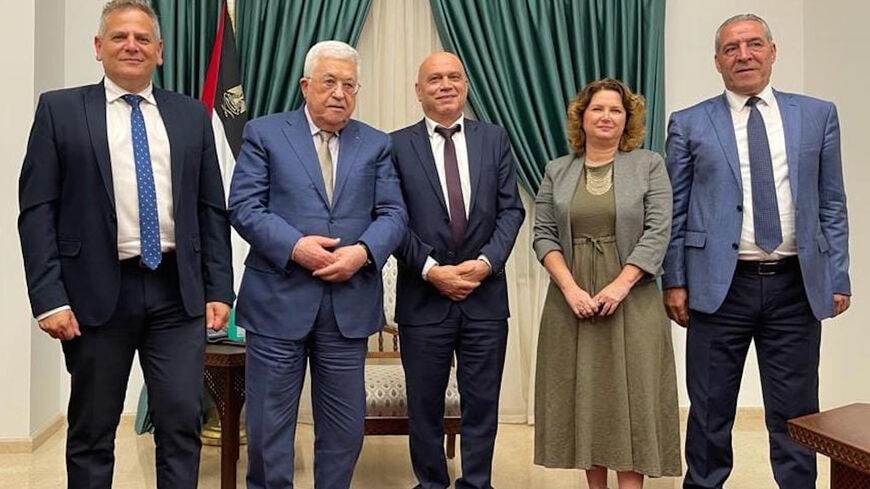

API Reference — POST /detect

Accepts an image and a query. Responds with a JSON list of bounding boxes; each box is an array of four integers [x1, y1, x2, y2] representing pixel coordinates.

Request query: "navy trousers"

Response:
[[683, 259, 821, 489], [62, 253, 205, 489], [400, 304, 508, 489], [245, 289, 368, 489]]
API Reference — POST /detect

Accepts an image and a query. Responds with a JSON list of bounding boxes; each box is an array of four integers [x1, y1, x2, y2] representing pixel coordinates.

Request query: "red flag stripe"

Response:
[[201, 0, 227, 115]]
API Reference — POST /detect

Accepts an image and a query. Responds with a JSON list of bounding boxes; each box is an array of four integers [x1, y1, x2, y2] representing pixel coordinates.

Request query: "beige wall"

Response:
[[804, 0, 870, 408], [0, 1, 36, 440]]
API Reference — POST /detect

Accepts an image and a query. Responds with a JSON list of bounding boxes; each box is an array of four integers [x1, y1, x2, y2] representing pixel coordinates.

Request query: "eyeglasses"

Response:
[[309, 75, 361, 95]]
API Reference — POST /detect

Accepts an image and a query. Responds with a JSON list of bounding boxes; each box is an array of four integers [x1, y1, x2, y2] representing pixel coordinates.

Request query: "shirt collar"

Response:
[[304, 105, 342, 138], [104, 76, 156, 105], [725, 84, 774, 111], [424, 115, 464, 137]]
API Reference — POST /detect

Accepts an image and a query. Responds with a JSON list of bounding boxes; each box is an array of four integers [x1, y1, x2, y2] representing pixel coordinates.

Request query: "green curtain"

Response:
[[150, 0, 224, 97], [236, 0, 373, 118], [429, 0, 666, 193]]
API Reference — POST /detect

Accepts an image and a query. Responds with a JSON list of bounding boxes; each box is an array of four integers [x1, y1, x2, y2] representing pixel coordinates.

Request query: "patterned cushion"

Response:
[[381, 257, 398, 327], [365, 364, 461, 418]]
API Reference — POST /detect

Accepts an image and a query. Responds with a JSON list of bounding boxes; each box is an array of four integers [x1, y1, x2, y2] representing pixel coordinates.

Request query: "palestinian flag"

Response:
[[201, 0, 246, 192], [201, 0, 249, 297]]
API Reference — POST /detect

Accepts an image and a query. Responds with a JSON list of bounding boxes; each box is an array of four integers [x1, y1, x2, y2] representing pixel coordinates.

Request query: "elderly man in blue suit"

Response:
[[663, 14, 851, 489], [390, 52, 525, 489], [228, 40, 406, 489]]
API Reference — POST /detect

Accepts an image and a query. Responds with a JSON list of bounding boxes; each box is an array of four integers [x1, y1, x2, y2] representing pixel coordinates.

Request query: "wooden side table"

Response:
[[204, 343, 246, 489], [788, 403, 870, 489]]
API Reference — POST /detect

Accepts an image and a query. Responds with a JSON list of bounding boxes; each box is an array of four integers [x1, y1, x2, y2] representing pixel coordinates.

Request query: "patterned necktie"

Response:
[[318, 131, 335, 205], [746, 96, 782, 254], [434, 124, 467, 249], [122, 94, 162, 270]]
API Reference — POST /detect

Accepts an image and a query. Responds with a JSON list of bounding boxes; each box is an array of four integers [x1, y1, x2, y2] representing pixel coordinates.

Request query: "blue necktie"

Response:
[[746, 96, 782, 254], [122, 94, 162, 270]]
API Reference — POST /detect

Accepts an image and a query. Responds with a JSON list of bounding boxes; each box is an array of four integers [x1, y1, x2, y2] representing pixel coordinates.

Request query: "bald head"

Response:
[[415, 52, 468, 126]]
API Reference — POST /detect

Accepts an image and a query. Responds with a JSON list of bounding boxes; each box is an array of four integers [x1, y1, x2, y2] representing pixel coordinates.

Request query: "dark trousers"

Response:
[[400, 305, 508, 489], [245, 290, 368, 489], [62, 253, 205, 489], [683, 259, 821, 489]]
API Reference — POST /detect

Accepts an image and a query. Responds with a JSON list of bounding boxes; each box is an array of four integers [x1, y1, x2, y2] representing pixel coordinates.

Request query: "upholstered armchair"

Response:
[[363, 256, 461, 458]]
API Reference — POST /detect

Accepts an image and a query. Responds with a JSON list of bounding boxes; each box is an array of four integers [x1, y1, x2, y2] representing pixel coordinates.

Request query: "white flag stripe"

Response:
[[211, 110, 249, 292]]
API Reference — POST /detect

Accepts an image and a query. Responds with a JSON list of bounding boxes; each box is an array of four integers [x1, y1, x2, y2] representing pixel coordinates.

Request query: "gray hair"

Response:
[[303, 41, 361, 80], [98, 0, 161, 40], [714, 13, 773, 52]]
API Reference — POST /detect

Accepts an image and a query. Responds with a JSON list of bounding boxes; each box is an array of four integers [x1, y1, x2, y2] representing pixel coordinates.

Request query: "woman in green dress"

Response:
[[533, 79, 681, 489]]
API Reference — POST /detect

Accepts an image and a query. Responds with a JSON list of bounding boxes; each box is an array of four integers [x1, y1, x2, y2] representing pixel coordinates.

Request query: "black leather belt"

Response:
[[120, 251, 176, 269], [736, 256, 798, 276]]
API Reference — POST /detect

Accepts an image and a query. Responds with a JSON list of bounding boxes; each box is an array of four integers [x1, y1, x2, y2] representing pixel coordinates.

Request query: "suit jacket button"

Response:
[[447, 252, 455, 258], [732, 243, 739, 250], [736, 205, 743, 212]]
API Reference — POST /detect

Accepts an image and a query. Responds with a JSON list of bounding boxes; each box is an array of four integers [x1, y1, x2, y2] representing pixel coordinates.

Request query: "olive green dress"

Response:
[[534, 163, 681, 476]]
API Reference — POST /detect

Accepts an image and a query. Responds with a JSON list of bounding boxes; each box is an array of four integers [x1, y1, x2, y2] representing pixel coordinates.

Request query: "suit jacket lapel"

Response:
[[153, 88, 184, 220], [612, 151, 628, 236], [775, 90, 801, 201], [85, 82, 115, 208], [706, 94, 743, 190], [464, 119, 482, 218], [332, 122, 361, 205], [281, 108, 330, 207], [409, 120, 449, 214]]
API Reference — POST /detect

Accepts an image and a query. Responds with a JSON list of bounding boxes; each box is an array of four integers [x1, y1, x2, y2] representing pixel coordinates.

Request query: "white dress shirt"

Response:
[[420, 116, 489, 279], [725, 84, 797, 260], [38, 77, 175, 321], [105, 76, 175, 260]]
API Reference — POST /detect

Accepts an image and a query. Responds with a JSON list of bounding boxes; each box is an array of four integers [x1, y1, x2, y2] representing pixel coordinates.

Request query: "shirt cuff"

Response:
[[422, 256, 439, 281], [477, 254, 492, 274], [37, 305, 71, 321]]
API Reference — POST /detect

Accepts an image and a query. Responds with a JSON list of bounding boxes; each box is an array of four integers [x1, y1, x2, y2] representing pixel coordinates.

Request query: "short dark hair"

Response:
[[715, 14, 773, 52], [98, 0, 161, 40]]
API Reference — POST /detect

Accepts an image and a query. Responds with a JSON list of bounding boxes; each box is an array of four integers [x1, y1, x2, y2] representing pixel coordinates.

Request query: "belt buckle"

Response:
[[757, 261, 777, 276]]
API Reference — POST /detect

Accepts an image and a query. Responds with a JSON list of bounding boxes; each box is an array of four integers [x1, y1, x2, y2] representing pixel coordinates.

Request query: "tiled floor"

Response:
[[0, 415, 830, 488]]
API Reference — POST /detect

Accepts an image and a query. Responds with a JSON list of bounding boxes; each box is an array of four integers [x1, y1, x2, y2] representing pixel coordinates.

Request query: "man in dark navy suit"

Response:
[[18, 1, 234, 488], [390, 52, 525, 489]]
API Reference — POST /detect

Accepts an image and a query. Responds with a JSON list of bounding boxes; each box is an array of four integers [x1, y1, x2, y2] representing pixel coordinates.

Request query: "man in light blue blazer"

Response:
[[663, 14, 850, 489], [228, 41, 407, 489]]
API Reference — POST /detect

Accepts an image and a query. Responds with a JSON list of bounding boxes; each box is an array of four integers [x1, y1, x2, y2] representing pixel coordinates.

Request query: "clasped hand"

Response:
[[292, 235, 368, 283], [428, 260, 490, 301], [562, 279, 631, 319]]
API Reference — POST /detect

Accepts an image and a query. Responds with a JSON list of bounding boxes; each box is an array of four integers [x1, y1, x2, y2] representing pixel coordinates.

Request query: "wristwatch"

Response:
[[357, 241, 374, 267]]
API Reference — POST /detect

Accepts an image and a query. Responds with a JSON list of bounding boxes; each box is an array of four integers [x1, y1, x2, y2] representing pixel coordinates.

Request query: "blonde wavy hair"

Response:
[[566, 78, 646, 155]]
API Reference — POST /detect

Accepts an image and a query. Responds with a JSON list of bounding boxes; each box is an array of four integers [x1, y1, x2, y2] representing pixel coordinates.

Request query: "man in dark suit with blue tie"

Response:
[[663, 14, 851, 489], [229, 41, 407, 489], [17, 1, 234, 488], [390, 52, 525, 489]]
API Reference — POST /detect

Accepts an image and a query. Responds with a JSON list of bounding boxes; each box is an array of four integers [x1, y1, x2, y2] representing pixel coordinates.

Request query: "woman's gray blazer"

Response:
[[533, 149, 673, 277]]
